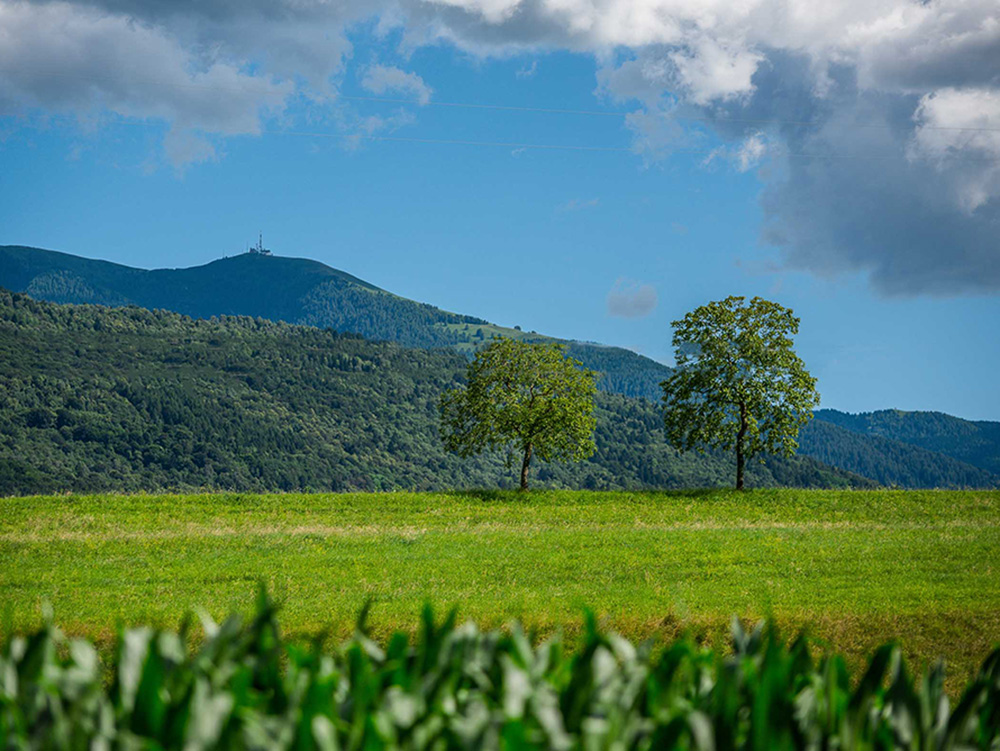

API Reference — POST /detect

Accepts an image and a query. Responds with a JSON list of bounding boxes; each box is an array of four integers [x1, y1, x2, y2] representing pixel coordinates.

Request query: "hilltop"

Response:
[[0, 245, 670, 400]]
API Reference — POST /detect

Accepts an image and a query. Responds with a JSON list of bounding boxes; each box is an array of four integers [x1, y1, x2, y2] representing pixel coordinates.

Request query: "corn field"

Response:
[[3, 592, 999, 750]]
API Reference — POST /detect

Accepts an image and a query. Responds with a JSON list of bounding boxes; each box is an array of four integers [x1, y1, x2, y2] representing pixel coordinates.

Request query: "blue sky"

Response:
[[1, 2, 999, 420]]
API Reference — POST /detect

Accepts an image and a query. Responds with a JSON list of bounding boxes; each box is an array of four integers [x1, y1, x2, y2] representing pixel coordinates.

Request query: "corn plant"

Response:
[[2, 591, 998, 750]]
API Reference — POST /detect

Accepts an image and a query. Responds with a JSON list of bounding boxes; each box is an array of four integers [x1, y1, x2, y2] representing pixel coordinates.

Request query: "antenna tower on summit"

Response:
[[249, 232, 272, 256]]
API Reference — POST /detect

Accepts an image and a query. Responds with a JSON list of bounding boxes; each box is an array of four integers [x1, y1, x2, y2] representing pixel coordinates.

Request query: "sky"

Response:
[[1, 0, 999, 420]]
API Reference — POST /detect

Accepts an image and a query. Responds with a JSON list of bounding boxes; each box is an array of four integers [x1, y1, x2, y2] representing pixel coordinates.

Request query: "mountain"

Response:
[[812, 409, 1000, 476], [0, 245, 671, 400], [797, 418, 999, 489], [0, 290, 869, 495], [4, 245, 996, 490]]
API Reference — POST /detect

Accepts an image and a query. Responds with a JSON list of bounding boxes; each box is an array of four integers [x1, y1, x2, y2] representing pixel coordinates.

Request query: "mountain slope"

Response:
[[813, 409, 1000, 476], [0, 245, 670, 400], [5, 245, 995, 490], [0, 290, 870, 495], [797, 418, 999, 488]]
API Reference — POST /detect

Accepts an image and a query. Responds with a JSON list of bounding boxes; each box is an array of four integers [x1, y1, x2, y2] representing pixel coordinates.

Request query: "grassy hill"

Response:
[[0, 290, 865, 495], [0, 245, 671, 400]]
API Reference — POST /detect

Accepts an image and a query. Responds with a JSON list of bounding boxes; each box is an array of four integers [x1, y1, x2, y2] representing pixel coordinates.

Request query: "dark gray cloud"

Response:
[[597, 39, 1000, 295], [760, 114, 1000, 295], [723, 54, 1000, 296]]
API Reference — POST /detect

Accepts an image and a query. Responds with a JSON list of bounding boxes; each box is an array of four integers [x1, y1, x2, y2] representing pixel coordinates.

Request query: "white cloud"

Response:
[[516, 60, 538, 78], [909, 87, 1000, 213], [0, 0, 292, 165], [734, 132, 767, 172], [623, 107, 692, 162], [163, 130, 217, 170], [703, 132, 768, 172], [559, 197, 600, 211], [607, 278, 658, 318], [668, 38, 763, 106], [337, 107, 418, 151], [360, 64, 433, 105]]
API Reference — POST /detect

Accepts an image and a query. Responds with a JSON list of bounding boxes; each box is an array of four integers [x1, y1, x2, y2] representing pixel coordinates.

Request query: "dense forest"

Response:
[[0, 245, 671, 400], [0, 291, 870, 495], [798, 419, 998, 489], [813, 408, 1000, 476]]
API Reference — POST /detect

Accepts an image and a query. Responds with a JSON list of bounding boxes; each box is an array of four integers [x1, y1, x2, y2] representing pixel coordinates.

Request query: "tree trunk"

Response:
[[520, 443, 532, 491], [736, 402, 747, 491]]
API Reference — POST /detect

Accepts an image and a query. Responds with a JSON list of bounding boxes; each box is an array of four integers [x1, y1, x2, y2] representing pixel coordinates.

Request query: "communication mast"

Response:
[[248, 232, 272, 256]]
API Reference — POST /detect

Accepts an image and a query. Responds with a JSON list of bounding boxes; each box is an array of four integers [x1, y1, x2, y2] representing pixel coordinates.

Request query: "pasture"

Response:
[[2, 489, 999, 689]]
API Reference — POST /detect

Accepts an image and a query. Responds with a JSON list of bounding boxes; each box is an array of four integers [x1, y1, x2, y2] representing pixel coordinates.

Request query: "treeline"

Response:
[[9, 246, 998, 489], [0, 291, 866, 495]]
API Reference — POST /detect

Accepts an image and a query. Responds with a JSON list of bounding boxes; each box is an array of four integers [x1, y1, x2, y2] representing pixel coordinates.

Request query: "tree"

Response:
[[661, 296, 820, 490], [440, 338, 598, 490]]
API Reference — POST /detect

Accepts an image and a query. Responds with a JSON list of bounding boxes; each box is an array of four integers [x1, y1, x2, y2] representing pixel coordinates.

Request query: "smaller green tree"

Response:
[[440, 338, 598, 490], [661, 296, 820, 490]]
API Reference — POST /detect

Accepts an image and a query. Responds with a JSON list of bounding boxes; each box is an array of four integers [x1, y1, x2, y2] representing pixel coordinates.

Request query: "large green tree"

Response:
[[661, 296, 820, 490], [440, 338, 598, 490]]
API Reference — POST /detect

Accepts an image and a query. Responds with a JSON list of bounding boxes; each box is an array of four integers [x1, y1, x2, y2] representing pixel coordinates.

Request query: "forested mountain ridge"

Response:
[[4, 246, 996, 490], [812, 408, 1000, 476], [797, 419, 999, 489], [0, 245, 670, 400], [0, 290, 869, 495]]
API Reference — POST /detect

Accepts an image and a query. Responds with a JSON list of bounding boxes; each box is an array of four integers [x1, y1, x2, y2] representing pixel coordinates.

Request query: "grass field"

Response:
[[2, 489, 999, 690]]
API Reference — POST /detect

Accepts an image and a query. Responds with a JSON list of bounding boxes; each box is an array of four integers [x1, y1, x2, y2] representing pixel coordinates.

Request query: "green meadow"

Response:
[[2, 489, 999, 689]]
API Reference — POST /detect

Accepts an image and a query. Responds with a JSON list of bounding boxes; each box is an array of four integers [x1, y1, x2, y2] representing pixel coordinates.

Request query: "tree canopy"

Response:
[[440, 339, 598, 489], [662, 296, 821, 489]]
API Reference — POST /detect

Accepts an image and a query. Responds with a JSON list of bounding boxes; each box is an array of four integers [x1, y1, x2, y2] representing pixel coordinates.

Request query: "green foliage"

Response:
[[4, 593, 1000, 749], [663, 296, 821, 489], [0, 290, 865, 494], [441, 339, 598, 489]]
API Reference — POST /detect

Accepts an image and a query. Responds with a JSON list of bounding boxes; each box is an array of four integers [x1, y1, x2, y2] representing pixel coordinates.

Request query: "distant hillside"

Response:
[[5, 245, 995, 490], [0, 290, 869, 495], [797, 418, 999, 489], [813, 409, 1000, 476], [0, 245, 670, 400]]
